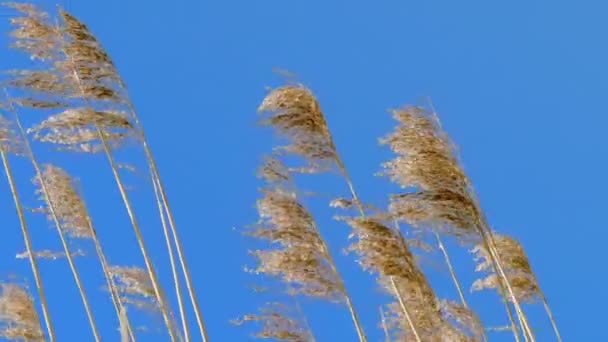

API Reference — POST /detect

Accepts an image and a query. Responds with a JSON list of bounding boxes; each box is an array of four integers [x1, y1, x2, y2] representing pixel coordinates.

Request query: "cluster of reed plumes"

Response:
[[239, 82, 561, 342], [0, 2, 560, 342], [0, 2, 207, 341]]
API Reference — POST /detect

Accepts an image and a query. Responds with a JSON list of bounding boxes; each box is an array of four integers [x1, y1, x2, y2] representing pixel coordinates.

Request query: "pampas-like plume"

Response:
[[7, 5, 204, 339], [0, 283, 44, 341], [0, 113, 54, 341], [472, 233, 562, 341], [246, 156, 366, 340], [380, 105, 535, 341], [6, 4, 185, 340], [35, 164, 135, 340], [234, 302, 315, 342], [259, 84, 442, 341]]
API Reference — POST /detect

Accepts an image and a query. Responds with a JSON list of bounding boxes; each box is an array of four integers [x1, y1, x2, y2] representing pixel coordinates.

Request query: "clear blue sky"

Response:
[[0, 0, 602, 341]]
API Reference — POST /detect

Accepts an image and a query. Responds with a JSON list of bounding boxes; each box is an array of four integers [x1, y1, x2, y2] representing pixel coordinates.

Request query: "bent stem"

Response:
[[0, 150, 55, 342], [152, 175, 190, 341], [83, 214, 136, 341], [478, 225, 533, 342], [13, 112, 101, 342], [540, 293, 562, 342], [390, 276, 422, 342], [121, 87, 209, 342]]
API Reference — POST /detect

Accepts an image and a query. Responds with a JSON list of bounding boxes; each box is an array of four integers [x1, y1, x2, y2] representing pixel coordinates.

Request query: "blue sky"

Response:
[[0, 0, 603, 340]]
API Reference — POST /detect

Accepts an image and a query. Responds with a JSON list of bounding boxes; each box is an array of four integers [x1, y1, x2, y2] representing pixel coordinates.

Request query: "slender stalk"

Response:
[[333, 158, 422, 341], [120, 87, 209, 342], [426, 100, 534, 341], [540, 293, 562, 342], [13, 111, 101, 342], [389, 276, 422, 342], [0, 150, 55, 342], [56, 25, 177, 340], [152, 175, 190, 341], [379, 307, 390, 342], [435, 233, 467, 307], [478, 225, 535, 341], [82, 214, 136, 342]]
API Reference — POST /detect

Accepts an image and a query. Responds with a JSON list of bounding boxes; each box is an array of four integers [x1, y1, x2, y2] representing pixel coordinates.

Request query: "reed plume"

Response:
[[6, 4, 182, 340], [0, 113, 55, 341], [0, 283, 44, 341], [259, 83, 473, 341], [472, 233, 562, 341], [234, 302, 315, 342], [244, 156, 366, 341], [380, 105, 536, 340], [35, 164, 135, 340]]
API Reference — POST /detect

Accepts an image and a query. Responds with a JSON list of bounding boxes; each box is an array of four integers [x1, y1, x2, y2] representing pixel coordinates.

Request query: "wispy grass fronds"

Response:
[[258, 85, 337, 173], [34, 163, 135, 340], [472, 233, 562, 341], [0, 111, 54, 341], [110, 266, 158, 313], [439, 300, 484, 342], [247, 156, 367, 340], [34, 164, 92, 238], [27, 108, 133, 152], [472, 234, 539, 302], [0, 283, 44, 341], [16, 249, 85, 260], [7, 5, 202, 339], [6, 5, 183, 340], [380, 105, 535, 340], [233, 302, 315, 342]]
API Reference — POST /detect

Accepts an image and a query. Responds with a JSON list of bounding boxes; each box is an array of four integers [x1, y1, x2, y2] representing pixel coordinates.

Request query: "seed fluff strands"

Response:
[[472, 233, 562, 342], [35, 164, 136, 341], [4, 88, 101, 340], [59, 9, 207, 340], [244, 156, 366, 341], [259, 83, 471, 341], [234, 302, 315, 342], [0, 283, 44, 341], [5, 4, 180, 340], [0, 113, 54, 341], [377, 104, 487, 338], [380, 105, 535, 341]]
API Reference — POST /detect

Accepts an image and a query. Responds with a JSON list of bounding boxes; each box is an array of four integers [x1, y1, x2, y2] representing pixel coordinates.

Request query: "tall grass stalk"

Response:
[[152, 174, 191, 341], [12, 105, 101, 342], [0, 137, 55, 342]]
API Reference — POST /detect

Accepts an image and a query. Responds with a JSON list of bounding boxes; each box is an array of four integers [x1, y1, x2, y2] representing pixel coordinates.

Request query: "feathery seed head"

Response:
[[258, 85, 337, 172], [0, 283, 44, 341], [33, 164, 91, 238], [233, 302, 314, 342], [472, 233, 540, 303], [28, 107, 133, 152]]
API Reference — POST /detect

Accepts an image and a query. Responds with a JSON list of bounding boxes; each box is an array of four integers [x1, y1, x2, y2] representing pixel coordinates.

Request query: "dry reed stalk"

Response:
[[0, 114, 55, 342], [56, 9, 207, 340], [233, 302, 315, 342], [380, 105, 536, 340], [35, 164, 136, 341], [258, 84, 444, 340], [152, 174, 190, 342], [5, 4, 179, 340], [472, 233, 562, 342], [379, 307, 391, 342], [245, 156, 367, 341], [2, 87, 101, 340], [0, 283, 44, 341], [259, 83, 491, 341]]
